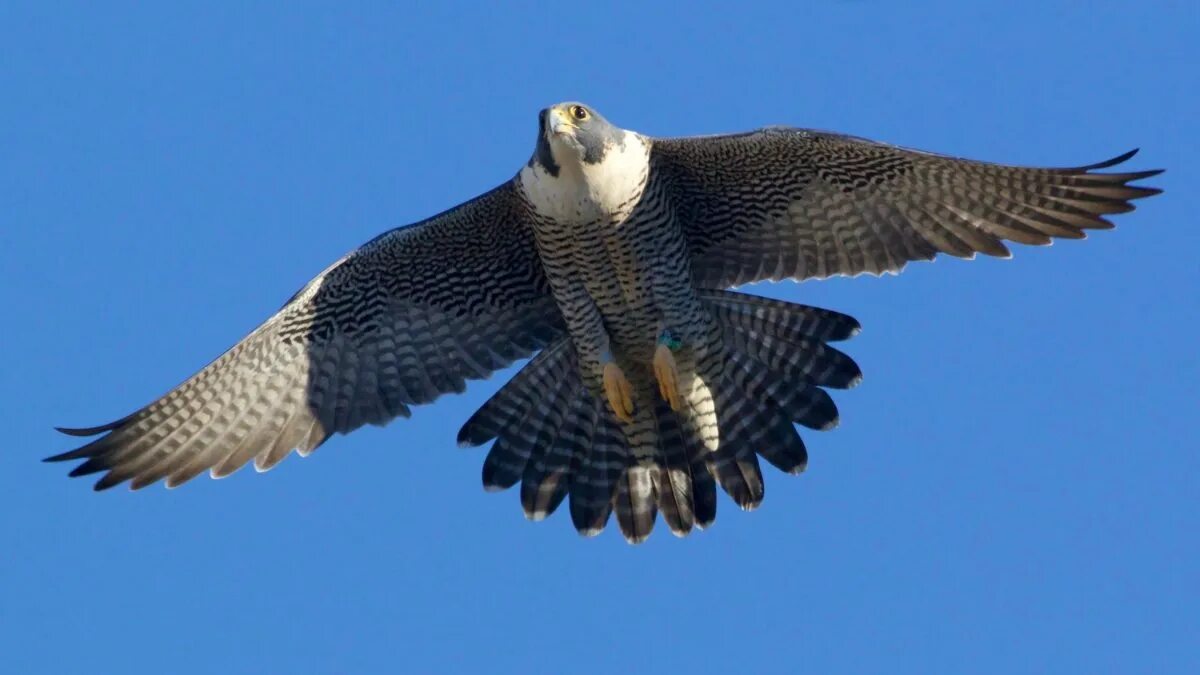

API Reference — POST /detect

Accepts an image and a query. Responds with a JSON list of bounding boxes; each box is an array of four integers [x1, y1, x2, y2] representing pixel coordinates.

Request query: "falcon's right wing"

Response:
[[48, 181, 566, 490], [650, 129, 1163, 288]]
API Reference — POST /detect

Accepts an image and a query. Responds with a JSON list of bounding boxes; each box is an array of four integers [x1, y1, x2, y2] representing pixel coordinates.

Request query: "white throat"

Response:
[[519, 130, 651, 224]]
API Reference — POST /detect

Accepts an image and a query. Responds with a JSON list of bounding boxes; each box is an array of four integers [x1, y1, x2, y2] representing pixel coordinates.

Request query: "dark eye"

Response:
[[570, 105, 589, 121]]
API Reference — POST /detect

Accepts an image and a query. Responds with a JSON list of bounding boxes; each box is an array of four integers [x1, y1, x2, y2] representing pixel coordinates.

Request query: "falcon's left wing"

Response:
[[649, 129, 1162, 288], [48, 182, 566, 490]]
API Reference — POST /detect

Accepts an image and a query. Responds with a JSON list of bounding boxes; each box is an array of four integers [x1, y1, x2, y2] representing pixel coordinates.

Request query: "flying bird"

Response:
[[47, 102, 1163, 542]]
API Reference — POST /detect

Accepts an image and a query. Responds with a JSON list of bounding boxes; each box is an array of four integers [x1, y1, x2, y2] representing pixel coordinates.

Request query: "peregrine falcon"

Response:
[[47, 102, 1163, 542]]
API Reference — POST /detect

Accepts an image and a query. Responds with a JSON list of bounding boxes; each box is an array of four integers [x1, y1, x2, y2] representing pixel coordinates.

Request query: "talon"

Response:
[[653, 343, 683, 412], [603, 361, 635, 423]]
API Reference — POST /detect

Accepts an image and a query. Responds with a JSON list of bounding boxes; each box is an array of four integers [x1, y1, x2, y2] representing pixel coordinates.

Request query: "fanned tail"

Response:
[[693, 290, 861, 512], [457, 290, 861, 543]]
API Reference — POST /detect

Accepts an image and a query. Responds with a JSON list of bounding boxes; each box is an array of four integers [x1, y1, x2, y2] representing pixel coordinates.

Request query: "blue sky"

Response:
[[3, 2, 1196, 673]]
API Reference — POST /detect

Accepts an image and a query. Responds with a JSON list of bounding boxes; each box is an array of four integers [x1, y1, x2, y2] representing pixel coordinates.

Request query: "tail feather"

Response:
[[480, 361, 576, 491], [615, 465, 658, 543], [678, 352, 724, 526], [739, 384, 810, 475], [462, 293, 861, 542], [457, 341, 572, 447], [726, 325, 862, 390], [725, 341, 841, 430], [614, 382, 662, 542], [708, 368, 767, 510], [568, 409, 623, 536], [698, 289, 861, 342], [721, 342, 814, 474], [691, 455, 718, 530], [519, 393, 592, 520], [650, 397, 696, 536], [755, 411, 809, 475]]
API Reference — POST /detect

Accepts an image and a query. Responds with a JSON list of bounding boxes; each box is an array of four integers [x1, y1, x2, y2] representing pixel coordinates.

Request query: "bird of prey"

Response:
[[47, 102, 1163, 543]]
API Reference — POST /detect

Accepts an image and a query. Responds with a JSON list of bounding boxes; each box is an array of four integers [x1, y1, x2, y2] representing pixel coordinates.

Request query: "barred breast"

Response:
[[518, 143, 705, 366]]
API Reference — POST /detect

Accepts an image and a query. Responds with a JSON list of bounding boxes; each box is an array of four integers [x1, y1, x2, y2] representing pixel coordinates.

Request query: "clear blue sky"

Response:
[[3, 2, 1196, 673]]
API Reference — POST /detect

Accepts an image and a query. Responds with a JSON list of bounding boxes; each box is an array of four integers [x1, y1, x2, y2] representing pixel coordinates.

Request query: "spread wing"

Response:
[[47, 181, 566, 490], [650, 128, 1163, 288]]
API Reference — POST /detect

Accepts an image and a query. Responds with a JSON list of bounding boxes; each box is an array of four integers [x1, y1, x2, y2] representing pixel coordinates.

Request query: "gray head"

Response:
[[531, 102, 626, 177]]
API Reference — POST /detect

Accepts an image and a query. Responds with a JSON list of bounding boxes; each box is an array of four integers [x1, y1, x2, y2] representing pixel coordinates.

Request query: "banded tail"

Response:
[[457, 289, 862, 543]]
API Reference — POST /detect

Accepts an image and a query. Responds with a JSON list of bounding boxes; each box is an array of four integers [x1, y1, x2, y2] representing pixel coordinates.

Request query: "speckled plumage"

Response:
[[49, 102, 1162, 543]]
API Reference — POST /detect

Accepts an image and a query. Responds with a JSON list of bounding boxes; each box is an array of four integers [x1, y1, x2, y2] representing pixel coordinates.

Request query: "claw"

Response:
[[653, 343, 683, 411], [603, 361, 635, 423]]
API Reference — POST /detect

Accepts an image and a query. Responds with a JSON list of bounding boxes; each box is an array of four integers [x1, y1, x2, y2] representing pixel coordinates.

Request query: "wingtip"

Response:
[[1118, 147, 1140, 163], [45, 444, 95, 463], [68, 462, 106, 478], [1125, 184, 1164, 201], [1084, 148, 1139, 170], [55, 425, 106, 438], [55, 410, 134, 437], [1076, 148, 1167, 180], [92, 474, 124, 491]]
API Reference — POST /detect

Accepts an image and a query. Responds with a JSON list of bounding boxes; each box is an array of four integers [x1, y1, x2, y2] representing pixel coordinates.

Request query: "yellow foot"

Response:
[[653, 344, 683, 411], [603, 361, 635, 423]]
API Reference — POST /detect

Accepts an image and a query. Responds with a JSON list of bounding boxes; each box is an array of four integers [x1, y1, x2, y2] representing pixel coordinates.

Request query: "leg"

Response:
[[550, 285, 636, 424], [653, 329, 684, 411], [532, 235, 640, 425], [601, 350, 636, 423]]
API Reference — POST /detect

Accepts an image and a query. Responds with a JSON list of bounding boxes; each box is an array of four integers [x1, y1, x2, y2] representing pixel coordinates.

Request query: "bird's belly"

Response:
[[576, 219, 691, 363], [531, 184, 699, 367], [600, 297, 663, 362]]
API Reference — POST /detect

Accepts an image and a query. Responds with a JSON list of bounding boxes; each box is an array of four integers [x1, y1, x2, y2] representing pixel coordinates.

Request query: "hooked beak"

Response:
[[544, 107, 576, 138]]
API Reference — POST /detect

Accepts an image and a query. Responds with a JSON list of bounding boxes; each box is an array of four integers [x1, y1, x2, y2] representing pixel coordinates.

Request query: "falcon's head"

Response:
[[532, 102, 626, 177]]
